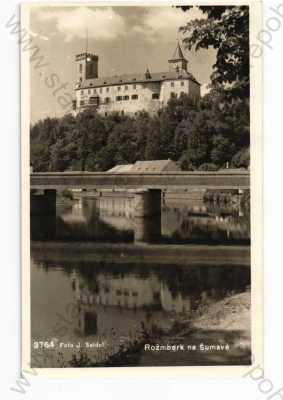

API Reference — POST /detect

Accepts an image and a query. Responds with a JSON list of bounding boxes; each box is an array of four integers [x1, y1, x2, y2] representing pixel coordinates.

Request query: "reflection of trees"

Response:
[[162, 191, 250, 244], [56, 215, 133, 242], [163, 209, 250, 245], [31, 198, 135, 242], [158, 265, 250, 307], [31, 215, 56, 240]]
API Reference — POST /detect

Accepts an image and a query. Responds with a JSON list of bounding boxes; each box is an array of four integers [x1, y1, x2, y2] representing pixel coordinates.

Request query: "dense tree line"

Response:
[[30, 91, 249, 172]]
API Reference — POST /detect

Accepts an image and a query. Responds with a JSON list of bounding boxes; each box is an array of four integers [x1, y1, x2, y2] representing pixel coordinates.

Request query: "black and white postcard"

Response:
[[20, 1, 262, 376]]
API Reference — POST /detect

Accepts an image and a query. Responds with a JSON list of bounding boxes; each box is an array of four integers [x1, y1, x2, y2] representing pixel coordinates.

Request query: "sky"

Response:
[[28, 5, 216, 123]]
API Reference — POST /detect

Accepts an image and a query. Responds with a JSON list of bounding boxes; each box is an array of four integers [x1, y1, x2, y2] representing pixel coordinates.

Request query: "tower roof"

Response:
[[169, 42, 187, 62], [145, 67, 151, 79]]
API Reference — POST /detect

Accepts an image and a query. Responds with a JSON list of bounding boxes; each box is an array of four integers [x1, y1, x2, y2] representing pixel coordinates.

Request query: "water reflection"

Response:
[[31, 193, 250, 245], [30, 191, 251, 367], [31, 258, 250, 367]]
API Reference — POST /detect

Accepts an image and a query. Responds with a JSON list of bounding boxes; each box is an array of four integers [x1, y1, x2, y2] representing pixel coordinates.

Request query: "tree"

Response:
[[132, 111, 154, 161], [185, 111, 213, 167], [158, 94, 199, 160], [210, 134, 236, 166], [95, 143, 117, 171], [180, 6, 249, 100], [75, 110, 107, 171], [231, 147, 250, 168], [144, 117, 162, 160], [30, 117, 60, 171]]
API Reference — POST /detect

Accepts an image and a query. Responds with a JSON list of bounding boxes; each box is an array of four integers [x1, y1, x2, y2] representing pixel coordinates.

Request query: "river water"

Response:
[[31, 193, 251, 367]]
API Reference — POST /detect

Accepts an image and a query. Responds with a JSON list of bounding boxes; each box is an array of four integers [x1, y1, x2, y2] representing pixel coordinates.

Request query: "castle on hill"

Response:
[[72, 42, 201, 116]]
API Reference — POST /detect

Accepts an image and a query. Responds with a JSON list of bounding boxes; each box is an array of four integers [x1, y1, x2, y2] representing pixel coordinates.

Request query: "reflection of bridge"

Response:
[[31, 241, 250, 266], [31, 171, 249, 243]]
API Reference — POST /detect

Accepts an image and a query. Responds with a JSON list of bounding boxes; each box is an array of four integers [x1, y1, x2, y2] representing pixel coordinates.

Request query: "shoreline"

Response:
[[31, 240, 251, 267]]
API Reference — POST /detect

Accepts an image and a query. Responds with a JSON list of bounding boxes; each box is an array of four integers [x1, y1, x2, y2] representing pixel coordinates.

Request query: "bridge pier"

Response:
[[132, 189, 161, 218], [30, 189, 57, 217], [132, 189, 161, 243], [134, 216, 161, 243]]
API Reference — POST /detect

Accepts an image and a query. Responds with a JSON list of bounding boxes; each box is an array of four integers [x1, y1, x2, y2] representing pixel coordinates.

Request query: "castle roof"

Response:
[[77, 69, 200, 90]]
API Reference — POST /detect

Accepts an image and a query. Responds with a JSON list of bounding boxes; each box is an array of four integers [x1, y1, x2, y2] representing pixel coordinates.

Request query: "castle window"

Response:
[[131, 94, 138, 100], [106, 87, 109, 92], [88, 89, 91, 94], [81, 90, 84, 95], [181, 81, 185, 86], [117, 86, 121, 91], [99, 88, 103, 93], [125, 85, 128, 91], [133, 84, 136, 90], [89, 97, 99, 105], [171, 82, 174, 87], [88, 64, 93, 75], [116, 96, 122, 101], [80, 100, 85, 106], [153, 291, 160, 302], [105, 97, 111, 104], [94, 89, 97, 94], [152, 93, 160, 100], [79, 63, 82, 72], [123, 95, 129, 101]]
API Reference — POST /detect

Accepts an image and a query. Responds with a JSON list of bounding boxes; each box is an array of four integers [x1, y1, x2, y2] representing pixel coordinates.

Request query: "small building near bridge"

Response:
[[107, 159, 180, 173]]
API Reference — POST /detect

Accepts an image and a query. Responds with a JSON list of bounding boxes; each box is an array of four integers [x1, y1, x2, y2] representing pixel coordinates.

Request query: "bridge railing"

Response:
[[30, 170, 250, 190]]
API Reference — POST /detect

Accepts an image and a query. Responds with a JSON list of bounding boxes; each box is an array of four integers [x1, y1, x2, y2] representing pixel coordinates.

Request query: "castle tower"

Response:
[[168, 42, 188, 73], [75, 52, 98, 83]]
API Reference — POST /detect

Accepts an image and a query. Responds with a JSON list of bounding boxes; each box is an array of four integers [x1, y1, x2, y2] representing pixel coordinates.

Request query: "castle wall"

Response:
[[189, 80, 201, 100], [74, 46, 201, 115], [76, 81, 163, 115], [75, 77, 200, 115], [160, 79, 190, 104]]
